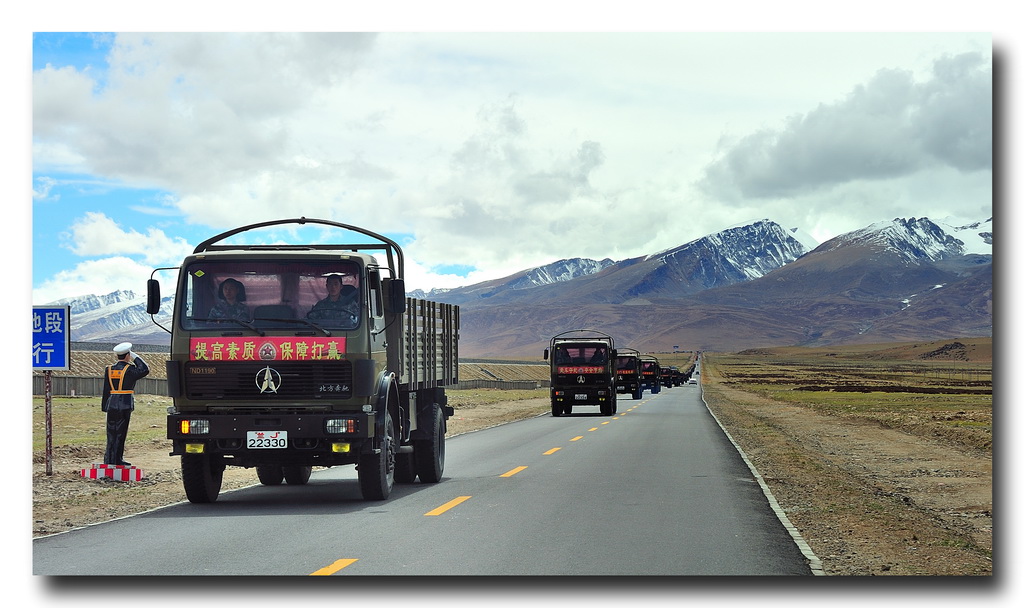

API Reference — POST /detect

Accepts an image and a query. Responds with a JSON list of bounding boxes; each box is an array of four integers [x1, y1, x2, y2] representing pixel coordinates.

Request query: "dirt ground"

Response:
[[32, 389, 992, 576], [702, 382, 992, 576], [30, 398, 552, 539]]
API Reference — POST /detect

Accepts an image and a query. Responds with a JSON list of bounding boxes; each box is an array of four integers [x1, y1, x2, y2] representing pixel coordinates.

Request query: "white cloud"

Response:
[[30, 32, 994, 300], [62, 212, 194, 266], [697, 52, 991, 201], [32, 256, 155, 304]]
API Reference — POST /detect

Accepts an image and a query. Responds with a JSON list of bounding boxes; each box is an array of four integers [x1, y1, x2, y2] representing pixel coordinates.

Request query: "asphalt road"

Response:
[[33, 381, 814, 576]]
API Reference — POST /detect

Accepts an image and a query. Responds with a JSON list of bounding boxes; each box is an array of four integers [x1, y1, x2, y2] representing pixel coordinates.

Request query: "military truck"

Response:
[[639, 355, 662, 395], [543, 329, 617, 416], [146, 217, 459, 503], [660, 365, 678, 388], [614, 347, 643, 400]]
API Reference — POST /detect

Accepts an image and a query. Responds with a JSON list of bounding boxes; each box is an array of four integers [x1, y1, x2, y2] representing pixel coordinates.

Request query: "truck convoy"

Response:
[[543, 329, 618, 416], [146, 218, 459, 503]]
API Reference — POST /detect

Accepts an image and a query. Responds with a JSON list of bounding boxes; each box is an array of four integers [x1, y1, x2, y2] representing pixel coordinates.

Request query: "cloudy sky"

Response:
[[24, 17, 995, 306]]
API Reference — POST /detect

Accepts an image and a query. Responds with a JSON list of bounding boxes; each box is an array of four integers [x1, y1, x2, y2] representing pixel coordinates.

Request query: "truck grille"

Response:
[[184, 360, 353, 400]]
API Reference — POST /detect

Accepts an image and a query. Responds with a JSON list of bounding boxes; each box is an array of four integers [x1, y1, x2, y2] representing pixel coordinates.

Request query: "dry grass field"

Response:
[[701, 337, 992, 575]]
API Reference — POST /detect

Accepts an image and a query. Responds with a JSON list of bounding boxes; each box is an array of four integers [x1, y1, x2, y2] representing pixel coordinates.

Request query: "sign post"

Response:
[[33, 306, 70, 476]]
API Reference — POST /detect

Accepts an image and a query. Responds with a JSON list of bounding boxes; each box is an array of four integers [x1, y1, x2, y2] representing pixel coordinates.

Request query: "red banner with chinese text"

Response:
[[557, 366, 604, 374], [189, 337, 347, 361]]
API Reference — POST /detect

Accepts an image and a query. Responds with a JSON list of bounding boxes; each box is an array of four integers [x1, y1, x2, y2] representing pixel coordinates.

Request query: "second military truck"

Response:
[[147, 217, 459, 503], [544, 329, 617, 416], [614, 347, 643, 400]]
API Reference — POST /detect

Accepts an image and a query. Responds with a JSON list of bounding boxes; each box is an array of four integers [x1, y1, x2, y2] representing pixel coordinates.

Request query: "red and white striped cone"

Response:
[[80, 463, 145, 481]]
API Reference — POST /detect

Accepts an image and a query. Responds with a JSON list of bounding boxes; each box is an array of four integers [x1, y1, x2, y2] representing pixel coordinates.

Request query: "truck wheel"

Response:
[[633, 387, 642, 400], [182, 454, 223, 503], [395, 450, 416, 483], [358, 410, 396, 500], [256, 465, 284, 485], [551, 402, 561, 417], [600, 401, 611, 416], [414, 403, 446, 483], [283, 465, 312, 485]]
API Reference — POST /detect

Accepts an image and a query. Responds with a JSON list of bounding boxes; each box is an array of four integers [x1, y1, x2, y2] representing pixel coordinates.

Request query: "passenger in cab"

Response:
[[209, 278, 250, 321]]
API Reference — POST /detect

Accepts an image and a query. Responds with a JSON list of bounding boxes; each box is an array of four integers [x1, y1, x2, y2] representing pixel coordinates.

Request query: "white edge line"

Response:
[[700, 385, 827, 576]]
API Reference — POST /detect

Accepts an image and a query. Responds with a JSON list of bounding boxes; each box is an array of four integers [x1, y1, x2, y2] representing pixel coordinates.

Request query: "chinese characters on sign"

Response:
[[33, 306, 70, 371], [557, 366, 604, 375], [190, 336, 348, 361]]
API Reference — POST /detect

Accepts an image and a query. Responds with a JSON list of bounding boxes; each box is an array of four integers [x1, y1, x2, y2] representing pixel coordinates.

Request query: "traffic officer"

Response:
[[101, 342, 150, 466]]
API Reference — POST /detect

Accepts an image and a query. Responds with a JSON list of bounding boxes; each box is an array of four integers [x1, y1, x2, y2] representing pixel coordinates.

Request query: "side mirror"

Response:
[[386, 278, 407, 314], [610, 349, 617, 360], [146, 279, 161, 315], [543, 348, 549, 360]]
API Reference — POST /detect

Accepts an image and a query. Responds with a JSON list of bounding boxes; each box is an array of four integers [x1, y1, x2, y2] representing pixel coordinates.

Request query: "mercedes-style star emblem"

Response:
[[577, 375, 586, 384], [256, 366, 282, 394]]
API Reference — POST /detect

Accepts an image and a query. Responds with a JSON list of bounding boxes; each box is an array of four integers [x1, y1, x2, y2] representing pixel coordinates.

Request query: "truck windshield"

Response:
[[615, 357, 638, 371], [553, 344, 608, 366], [180, 259, 362, 331]]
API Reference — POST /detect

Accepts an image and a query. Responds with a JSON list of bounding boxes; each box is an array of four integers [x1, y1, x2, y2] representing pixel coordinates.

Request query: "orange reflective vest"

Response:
[[106, 365, 134, 394]]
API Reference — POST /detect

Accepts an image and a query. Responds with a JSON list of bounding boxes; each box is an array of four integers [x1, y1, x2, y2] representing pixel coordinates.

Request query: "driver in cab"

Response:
[[307, 274, 359, 323]]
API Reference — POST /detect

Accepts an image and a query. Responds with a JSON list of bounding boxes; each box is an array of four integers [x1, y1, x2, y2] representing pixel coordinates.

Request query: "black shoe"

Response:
[[118, 461, 132, 466]]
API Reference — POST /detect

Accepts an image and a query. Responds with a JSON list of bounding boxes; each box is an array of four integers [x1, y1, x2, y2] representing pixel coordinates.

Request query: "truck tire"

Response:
[[283, 465, 312, 485], [257, 465, 284, 485], [395, 451, 417, 483], [358, 410, 396, 500], [551, 401, 561, 417], [600, 401, 612, 416], [182, 453, 224, 503], [414, 403, 446, 483], [633, 387, 642, 400]]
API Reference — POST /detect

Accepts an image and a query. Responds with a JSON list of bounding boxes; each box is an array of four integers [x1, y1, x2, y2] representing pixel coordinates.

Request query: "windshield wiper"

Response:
[[252, 317, 332, 336], [192, 317, 266, 336]]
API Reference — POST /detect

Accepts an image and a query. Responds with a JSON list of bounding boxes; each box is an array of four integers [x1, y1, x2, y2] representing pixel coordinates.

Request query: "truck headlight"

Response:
[[179, 419, 210, 434], [326, 418, 358, 434]]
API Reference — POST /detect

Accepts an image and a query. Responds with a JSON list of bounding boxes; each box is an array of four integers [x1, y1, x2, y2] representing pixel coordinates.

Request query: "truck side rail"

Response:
[[401, 297, 459, 390]]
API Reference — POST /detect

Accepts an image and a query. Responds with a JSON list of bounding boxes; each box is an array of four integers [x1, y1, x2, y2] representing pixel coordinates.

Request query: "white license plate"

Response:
[[247, 430, 288, 449], [575, 393, 588, 400]]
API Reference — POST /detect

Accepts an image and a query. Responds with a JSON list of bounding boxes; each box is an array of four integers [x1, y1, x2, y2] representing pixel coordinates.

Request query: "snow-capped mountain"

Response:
[[934, 216, 992, 255], [647, 218, 815, 284], [51, 289, 139, 314], [506, 257, 616, 290], [45, 215, 991, 354], [407, 257, 615, 301], [817, 217, 968, 264], [49, 290, 173, 344]]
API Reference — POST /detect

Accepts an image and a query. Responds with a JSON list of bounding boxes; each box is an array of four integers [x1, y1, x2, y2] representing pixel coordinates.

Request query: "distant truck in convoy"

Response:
[[614, 347, 643, 400], [146, 217, 459, 503], [543, 329, 617, 416], [660, 365, 677, 388], [639, 355, 662, 395]]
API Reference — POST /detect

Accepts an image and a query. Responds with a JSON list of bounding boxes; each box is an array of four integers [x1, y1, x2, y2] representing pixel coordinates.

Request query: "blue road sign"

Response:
[[33, 306, 71, 371]]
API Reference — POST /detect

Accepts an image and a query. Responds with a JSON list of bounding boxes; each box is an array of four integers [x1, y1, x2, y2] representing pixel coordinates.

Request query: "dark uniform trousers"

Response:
[[102, 356, 150, 465]]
